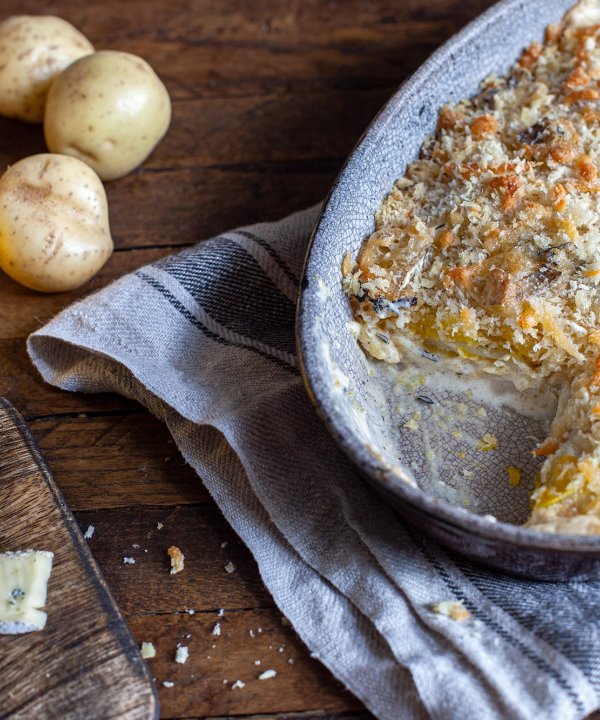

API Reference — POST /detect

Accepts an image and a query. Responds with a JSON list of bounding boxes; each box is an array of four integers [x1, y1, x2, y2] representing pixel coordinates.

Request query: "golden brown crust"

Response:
[[344, 2, 600, 534]]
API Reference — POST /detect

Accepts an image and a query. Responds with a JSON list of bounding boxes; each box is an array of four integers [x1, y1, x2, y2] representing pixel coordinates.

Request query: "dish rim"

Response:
[[296, 0, 600, 556]]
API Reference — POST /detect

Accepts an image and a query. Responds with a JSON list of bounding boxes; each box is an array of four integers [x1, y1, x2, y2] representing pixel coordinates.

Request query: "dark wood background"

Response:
[[0, 1, 495, 717]]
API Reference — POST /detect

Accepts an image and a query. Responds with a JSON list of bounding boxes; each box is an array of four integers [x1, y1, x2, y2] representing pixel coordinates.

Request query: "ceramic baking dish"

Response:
[[297, 0, 600, 580]]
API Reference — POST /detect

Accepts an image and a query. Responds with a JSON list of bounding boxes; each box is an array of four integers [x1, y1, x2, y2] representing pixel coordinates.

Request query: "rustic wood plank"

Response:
[[128, 609, 361, 718], [0, 248, 179, 431], [0, 338, 135, 417], [0, 0, 496, 101], [143, 90, 390, 167], [105, 165, 330, 250], [0, 1, 498, 257], [29, 414, 209, 511], [0, 247, 175, 340], [74, 505, 271, 613], [0, 90, 386, 170], [0, 157, 326, 261], [71, 505, 368, 717], [0, 399, 158, 720]]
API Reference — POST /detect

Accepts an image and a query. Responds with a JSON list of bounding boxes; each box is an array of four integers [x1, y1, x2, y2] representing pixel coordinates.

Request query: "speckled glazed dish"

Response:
[[297, 0, 600, 580]]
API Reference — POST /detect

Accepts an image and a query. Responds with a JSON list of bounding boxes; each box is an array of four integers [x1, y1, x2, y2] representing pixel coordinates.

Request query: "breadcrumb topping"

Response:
[[344, 0, 600, 534]]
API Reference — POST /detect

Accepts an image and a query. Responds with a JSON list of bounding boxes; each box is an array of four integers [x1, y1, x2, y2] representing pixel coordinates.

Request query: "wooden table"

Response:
[[0, 1, 495, 717]]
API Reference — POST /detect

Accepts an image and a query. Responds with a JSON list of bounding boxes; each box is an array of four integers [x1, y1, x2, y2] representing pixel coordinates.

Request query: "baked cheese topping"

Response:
[[344, 0, 600, 534]]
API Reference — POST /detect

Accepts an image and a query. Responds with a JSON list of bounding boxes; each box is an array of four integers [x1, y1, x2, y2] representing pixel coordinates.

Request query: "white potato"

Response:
[[0, 154, 113, 292], [44, 50, 171, 180], [0, 15, 94, 123]]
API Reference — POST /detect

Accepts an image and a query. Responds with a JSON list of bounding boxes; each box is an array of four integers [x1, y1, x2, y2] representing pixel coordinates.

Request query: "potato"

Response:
[[0, 15, 94, 123], [44, 50, 171, 180], [0, 154, 113, 292]]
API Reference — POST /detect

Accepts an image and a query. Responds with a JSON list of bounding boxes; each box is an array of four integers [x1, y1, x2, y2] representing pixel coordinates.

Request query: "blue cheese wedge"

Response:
[[0, 550, 54, 634]]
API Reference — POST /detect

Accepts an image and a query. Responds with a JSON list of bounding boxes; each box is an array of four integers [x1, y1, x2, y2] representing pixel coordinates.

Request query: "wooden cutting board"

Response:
[[0, 398, 159, 720]]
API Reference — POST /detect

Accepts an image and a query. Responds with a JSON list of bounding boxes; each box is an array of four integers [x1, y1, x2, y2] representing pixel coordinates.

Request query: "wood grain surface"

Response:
[[0, 399, 158, 720], [0, 1, 496, 718]]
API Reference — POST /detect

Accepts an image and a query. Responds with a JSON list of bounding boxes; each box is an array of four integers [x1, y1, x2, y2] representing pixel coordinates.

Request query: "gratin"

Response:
[[344, 0, 600, 535]]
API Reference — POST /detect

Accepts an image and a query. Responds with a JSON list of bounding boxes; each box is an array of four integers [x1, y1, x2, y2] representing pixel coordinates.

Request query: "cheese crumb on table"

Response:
[[167, 546, 184, 574], [162, 680, 175, 688], [175, 645, 189, 664], [140, 642, 156, 659], [212, 622, 221, 636], [231, 680, 245, 690], [123, 556, 135, 565], [224, 561, 235, 573], [258, 669, 278, 680], [83, 525, 95, 540]]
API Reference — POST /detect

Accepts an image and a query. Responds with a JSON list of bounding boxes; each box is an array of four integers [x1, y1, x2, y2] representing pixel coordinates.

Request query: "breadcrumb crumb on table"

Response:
[[140, 642, 156, 659], [167, 546, 184, 574], [258, 669, 278, 680], [431, 600, 472, 622], [175, 645, 189, 664]]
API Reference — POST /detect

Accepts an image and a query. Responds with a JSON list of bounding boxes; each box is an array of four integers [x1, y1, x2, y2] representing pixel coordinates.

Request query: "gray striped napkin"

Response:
[[28, 206, 600, 720]]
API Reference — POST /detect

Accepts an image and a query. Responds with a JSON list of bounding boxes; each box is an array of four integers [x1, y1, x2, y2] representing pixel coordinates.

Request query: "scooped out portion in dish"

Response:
[[344, 0, 600, 535]]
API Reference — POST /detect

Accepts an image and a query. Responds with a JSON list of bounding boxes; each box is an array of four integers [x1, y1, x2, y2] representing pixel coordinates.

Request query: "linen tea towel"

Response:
[[28, 205, 600, 720]]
